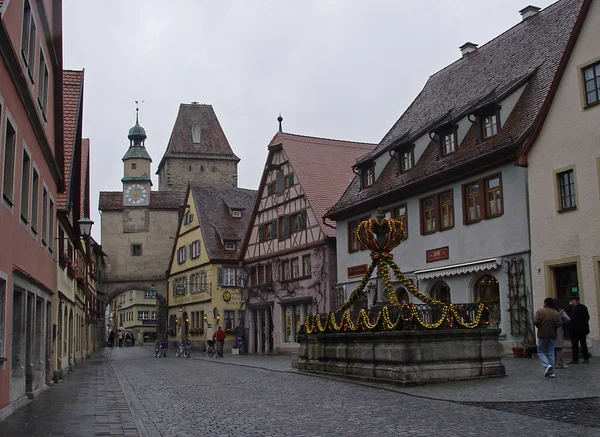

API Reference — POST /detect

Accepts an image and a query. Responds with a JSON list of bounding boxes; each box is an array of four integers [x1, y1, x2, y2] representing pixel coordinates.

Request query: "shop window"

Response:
[[430, 281, 451, 303], [283, 302, 312, 343]]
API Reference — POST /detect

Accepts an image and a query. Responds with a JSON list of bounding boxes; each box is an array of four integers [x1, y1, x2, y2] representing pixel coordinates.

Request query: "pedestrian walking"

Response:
[[161, 334, 169, 357], [568, 294, 590, 364], [108, 330, 115, 348], [534, 297, 562, 378], [213, 326, 226, 358], [118, 331, 124, 347], [552, 298, 570, 369]]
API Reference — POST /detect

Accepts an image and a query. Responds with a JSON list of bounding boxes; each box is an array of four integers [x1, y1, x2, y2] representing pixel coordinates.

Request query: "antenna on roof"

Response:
[[277, 113, 283, 132]]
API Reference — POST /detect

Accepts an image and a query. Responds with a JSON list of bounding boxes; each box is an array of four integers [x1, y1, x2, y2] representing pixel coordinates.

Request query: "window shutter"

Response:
[[283, 215, 290, 238], [300, 210, 307, 228], [257, 225, 264, 242], [217, 268, 223, 286], [289, 174, 294, 186], [188, 243, 193, 258], [276, 171, 284, 194]]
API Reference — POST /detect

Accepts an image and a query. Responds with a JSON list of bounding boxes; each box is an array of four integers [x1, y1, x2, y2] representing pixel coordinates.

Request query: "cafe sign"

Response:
[[426, 246, 449, 263], [347, 264, 368, 278]]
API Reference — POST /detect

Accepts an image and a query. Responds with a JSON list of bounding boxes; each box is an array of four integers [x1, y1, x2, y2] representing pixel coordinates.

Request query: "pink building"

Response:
[[0, 0, 64, 418]]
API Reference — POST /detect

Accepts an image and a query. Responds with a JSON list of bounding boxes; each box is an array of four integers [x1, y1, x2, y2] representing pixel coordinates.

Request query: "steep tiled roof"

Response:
[[57, 70, 84, 211], [268, 132, 375, 238], [157, 104, 240, 171], [190, 184, 257, 261], [80, 138, 90, 218], [328, 0, 587, 218], [98, 191, 181, 211]]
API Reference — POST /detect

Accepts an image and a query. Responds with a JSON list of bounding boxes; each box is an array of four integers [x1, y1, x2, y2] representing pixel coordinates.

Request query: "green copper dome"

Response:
[[128, 122, 147, 141], [122, 145, 152, 161]]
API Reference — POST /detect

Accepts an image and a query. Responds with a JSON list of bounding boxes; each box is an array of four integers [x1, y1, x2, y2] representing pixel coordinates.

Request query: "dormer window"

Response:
[[441, 131, 457, 156], [360, 165, 375, 188], [231, 209, 242, 218], [224, 241, 236, 251], [192, 124, 201, 144], [396, 146, 414, 174], [481, 112, 499, 140]]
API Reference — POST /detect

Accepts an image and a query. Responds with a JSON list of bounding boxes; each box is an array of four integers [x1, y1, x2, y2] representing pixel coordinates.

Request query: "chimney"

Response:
[[191, 101, 199, 105], [519, 5, 541, 20], [459, 42, 478, 57]]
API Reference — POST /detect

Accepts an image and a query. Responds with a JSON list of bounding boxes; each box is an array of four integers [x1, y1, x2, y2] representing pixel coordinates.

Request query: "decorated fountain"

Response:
[[297, 213, 506, 385]]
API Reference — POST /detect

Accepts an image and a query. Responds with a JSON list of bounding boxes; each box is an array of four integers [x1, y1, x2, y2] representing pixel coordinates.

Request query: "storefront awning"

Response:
[[414, 258, 502, 280]]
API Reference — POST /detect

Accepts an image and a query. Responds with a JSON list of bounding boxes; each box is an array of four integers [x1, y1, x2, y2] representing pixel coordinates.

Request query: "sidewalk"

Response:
[[193, 353, 600, 403]]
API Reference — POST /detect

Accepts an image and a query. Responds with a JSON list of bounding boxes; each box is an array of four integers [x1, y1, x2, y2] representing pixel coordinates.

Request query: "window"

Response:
[[192, 124, 201, 144], [348, 217, 369, 252], [281, 259, 291, 281], [144, 289, 156, 299], [37, 51, 48, 115], [176, 246, 186, 264], [283, 302, 312, 343], [583, 62, 600, 107], [48, 199, 54, 252], [190, 240, 201, 258], [20, 148, 31, 222], [474, 275, 499, 303], [441, 131, 457, 156], [217, 267, 236, 286], [138, 311, 150, 320], [278, 215, 291, 240], [284, 173, 295, 188], [231, 209, 242, 218], [462, 174, 504, 224], [480, 113, 499, 140], [264, 221, 277, 240], [393, 204, 408, 239], [199, 271, 207, 290], [302, 254, 311, 278], [2, 119, 17, 205], [20, 1, 36, 80], [430, 281, 451, 303], [361, 165, 375, 188], [224, 241, 236, 251], [41, 187, 47, 245], [129, 290, 134, 300], [421, 197, 436, 234], [557, 170, 576, 211], [439, 191, 454, 230], [131, 244, 142, 256], [291, 258, 300, 279], [31, 168, 38, 232], [266, 181, 276, 195], [398, 148, 414, 173], [238, 310, 245, 327], [0, 278, 5, 361], [266, 263, 273, 283], [291, 210, 307, 232], [131, 163, 136, 169], [224, 310, 235, 330]]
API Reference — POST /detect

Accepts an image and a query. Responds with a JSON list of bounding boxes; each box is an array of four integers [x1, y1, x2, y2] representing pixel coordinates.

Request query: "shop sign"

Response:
[[426, 246, 449, 263], [347, 264, 368, 278]]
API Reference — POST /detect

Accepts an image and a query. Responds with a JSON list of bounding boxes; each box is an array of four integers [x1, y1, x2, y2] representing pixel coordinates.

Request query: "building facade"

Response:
[[520, 0, 599, 354], [241, 131, 374, 354], [167, 184, 256, 352], [0, 0, 64, 418], [326, 0, 586, 350]]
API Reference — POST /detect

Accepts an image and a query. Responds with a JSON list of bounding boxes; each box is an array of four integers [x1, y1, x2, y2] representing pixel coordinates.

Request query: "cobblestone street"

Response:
[[1, 346, 598, 437]]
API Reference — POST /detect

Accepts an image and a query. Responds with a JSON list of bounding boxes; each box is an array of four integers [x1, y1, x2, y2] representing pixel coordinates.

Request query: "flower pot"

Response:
[[512, 347, 524, 358]]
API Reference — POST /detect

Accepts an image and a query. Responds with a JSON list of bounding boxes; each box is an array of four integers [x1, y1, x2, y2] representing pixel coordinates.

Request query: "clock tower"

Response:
[[122, 108, 152, 207]]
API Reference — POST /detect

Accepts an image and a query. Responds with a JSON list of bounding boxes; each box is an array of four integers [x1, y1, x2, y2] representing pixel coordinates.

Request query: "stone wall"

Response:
[[298, 328, 505, 386], [158, 157, 238, 193]]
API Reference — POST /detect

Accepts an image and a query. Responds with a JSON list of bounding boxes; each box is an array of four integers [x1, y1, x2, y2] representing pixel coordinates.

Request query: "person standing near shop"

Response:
[[213, 326, 226, 358], [568, 294, 590, 364], [534, 297, 562, 378]]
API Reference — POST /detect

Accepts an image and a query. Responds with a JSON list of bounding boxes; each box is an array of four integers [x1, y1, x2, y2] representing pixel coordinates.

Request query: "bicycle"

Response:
[[206, 340, 216, 358], [175, 341, 191, 358], [154, 341, 163, 358]]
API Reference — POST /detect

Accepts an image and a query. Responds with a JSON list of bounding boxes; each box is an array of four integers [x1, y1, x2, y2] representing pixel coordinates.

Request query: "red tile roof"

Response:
[[267, 132, 375, 238], [57, 70, 84, 211], [328, 0, 587, 219], [157, 103, 240, 172], [98, 191, 181, 211]]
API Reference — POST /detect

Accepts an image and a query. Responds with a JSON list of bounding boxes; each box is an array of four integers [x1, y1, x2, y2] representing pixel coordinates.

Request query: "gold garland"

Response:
[[305, 217, 493, 334]]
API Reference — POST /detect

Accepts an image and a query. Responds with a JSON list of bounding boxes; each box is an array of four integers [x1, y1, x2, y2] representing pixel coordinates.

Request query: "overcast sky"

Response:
[[63, 0, 555, 240]]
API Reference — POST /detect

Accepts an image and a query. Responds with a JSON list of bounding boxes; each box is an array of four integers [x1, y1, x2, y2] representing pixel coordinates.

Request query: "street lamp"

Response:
[[77, 217, 94, 237]]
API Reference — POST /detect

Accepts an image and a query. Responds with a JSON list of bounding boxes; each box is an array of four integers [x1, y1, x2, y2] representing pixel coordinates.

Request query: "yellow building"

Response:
[[111, 289, 157, 345], [167, 184, 256, 352]]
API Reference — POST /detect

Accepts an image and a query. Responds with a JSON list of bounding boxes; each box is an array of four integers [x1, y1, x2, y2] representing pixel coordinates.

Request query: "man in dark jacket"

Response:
[[568, 294, 590, 364], [534, 297, 563, 378]]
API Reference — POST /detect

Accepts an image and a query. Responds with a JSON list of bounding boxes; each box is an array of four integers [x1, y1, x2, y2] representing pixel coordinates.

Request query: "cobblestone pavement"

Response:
[[1, 346, 598, 436]]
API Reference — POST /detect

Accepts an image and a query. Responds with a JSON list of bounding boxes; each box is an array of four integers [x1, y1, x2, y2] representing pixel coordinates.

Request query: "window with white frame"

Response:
[[41, 187, 48, 245], [224, 310, 235, 330], [31, 167, 39, 234], [144, 289, 156, 299], [291, 257, 300, 279], [37, 50, 49, 116], [20, 148, 31, 223], [48, 198, 54, 252], [224, 241, 236, 251], [2, 119, 17, 206], [177, 246, 186, 264], [281, 259, 291, 281], [20, 0, 36, 80], [283, 302, 313, 343], [190, 240, 201, 258], [138, 311, 150, 320], [151, 311, 157, 320], [217, 267, 236, 286]]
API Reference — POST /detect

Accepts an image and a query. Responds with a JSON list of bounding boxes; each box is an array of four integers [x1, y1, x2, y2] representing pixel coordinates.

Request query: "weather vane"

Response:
[[135, 100, 145, 123]]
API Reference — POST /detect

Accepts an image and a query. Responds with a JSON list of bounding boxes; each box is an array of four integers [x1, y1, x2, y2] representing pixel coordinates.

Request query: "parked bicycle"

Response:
[[206, 339, 216, 358], [154, 340, 163, 358], [175, 341, 191, 358]]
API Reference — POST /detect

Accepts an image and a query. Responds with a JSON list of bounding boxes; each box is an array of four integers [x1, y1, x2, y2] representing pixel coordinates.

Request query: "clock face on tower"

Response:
[[124, 183, 148, 205]]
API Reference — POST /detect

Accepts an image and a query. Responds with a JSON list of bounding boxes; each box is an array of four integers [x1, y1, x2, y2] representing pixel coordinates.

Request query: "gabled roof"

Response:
[[98, 191, 181, 211], [328, 0, 588, 219], [266, 132, 375, 238], [156, 103, 240, 172], [189, 184, 257, 261], [57, 69, 84, 211]]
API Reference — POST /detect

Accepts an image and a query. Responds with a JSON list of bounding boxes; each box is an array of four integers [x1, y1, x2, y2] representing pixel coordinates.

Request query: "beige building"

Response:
[[520, 0, 599, 354], [167, 184, 256, 352], [111, 289, 157, 344]]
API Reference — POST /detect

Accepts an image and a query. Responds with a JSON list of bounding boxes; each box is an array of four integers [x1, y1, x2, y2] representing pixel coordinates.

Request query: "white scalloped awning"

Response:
[[414, 258, 502, 280]]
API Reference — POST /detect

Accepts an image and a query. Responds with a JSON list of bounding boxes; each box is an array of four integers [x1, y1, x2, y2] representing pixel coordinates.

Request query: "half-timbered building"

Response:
[[241, 131, 374, 354]]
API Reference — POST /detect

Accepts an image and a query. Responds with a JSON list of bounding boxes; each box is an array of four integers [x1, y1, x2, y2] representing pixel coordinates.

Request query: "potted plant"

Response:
[[512, 342, 525, 358]]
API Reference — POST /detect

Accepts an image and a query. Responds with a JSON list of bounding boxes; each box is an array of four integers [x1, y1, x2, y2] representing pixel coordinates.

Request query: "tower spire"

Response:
[[277, 113, 283, 132]]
